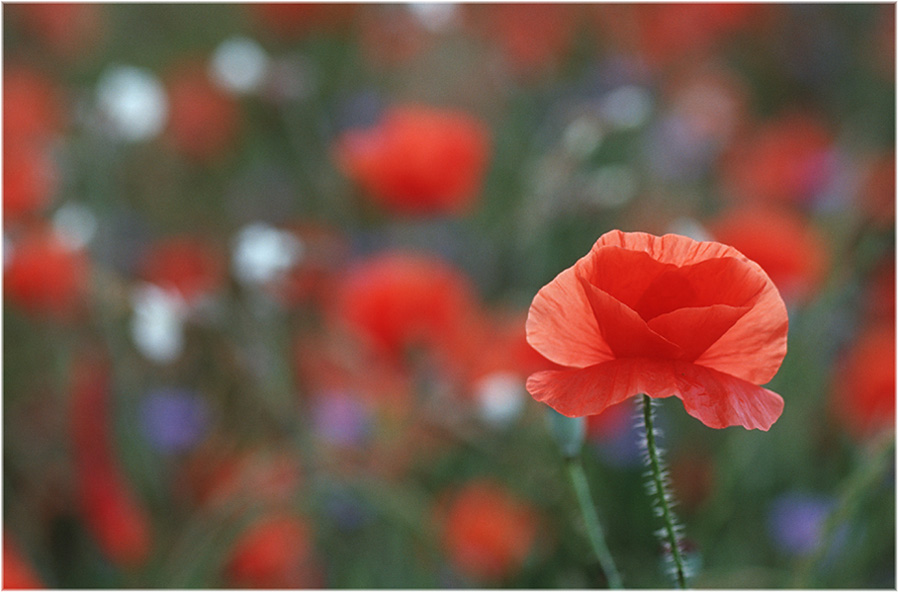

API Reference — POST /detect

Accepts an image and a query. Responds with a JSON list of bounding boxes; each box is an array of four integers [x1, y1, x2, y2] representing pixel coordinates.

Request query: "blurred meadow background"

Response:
[[3, 2, 896, 589]]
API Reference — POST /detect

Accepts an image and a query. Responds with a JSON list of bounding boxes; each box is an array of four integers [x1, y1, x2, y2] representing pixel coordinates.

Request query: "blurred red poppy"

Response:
[[77, 469, 153, 568], [3, 65, 64, 144], [69, 358, 152, 568], [165, 63, 241, 163], [139, 237, 225, 303], [12, 3, 105, 59], [335, 105, 491, 216], [357, 5, 430, 67], [3, 536, 44, 589], [251, 3, 357, 39], [226, 514, 318, 588], [708, 203, 830, 304], [471, 4, 579, 75], [593, 3, 772, 70], [4, 230, 89, 321], [721, 114, 835, 206], [441, 480, 538, 582], [3, 143, 57, 227], [830, 324, 896, 440], [526, 230, 788, 430], [331, 252, 478, 369], [857, 153, 895, 227]]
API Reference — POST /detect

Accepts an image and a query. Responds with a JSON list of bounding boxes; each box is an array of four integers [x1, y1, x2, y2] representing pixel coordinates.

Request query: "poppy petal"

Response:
[[525, 359, 681, 418], [593, 230, 788, 384], [675, 363, 784, 430], [693, 279, 788, 384], [526, 264, 615, 368], [527, 358, 783, 430], [646, 303, 751, 361], [592, 230, 740, 268], [577, 272, 682, 359]]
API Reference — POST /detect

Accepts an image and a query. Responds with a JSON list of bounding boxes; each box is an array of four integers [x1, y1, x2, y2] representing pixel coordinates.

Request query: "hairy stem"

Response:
[[565, 456, 625, 589], [640, 394, 689, 589]]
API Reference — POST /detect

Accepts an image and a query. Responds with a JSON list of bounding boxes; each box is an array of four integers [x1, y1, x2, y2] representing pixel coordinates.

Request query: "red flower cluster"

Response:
[[335, 105, 491, 216], [440, 480, 538, 582], [526, 230, 788, 430]]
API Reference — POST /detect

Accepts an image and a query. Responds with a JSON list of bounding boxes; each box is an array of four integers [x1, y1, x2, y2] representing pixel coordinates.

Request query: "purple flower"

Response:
[[767, 492, 841, 556], [312, 390, 371, 447], [140, 388, 209, 453]]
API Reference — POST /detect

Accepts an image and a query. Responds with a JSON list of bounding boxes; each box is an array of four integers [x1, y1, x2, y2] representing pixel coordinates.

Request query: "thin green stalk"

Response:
[[640, 394, 689, 589], [565, 456, 624, 589]]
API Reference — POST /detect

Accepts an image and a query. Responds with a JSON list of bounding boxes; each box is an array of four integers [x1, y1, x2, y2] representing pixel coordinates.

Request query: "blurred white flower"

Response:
[[52, 202, 98, 251], [586, 165, 638, 207], [231, 222, 305, 286], [210, 36, 269, 95], [601, 85, 652, 130], [96, 65, 168, 142], [130, 284, 186, 363], [408, 3, 458, 32], [564, 114, 605, 160], [474, 372, 526, 428]]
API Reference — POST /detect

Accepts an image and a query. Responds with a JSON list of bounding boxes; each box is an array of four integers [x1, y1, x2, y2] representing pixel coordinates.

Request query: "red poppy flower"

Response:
[[830, 324, 895, 439], [471, 4, 578, 75], [4, 230, 89, 320], [331, 252, 478, 368], [857, 153, 895, 227], [3, 536, 44, 589], [708, 204, 829, 305], [721, 114, 835, 206], [251, 3, 356, 40], [3, 65, 64, 144], [77, 469, 153, 568], [70, 358, 152, 568], [526, 230, 788, 430], [165, 63, 240, 163], [226, 514, 318, 589], [592, 3, 771, 70], [335, 105, 491, 216], [3, 143, 57, 227], [441, 480, 538, 582], [139, 237, 225, 303], [12, 3, 105, 59]]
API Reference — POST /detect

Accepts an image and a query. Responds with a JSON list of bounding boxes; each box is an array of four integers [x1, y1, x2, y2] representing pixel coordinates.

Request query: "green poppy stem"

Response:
[[565, 455, 625, 589], [640, 394, 689, 589]]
